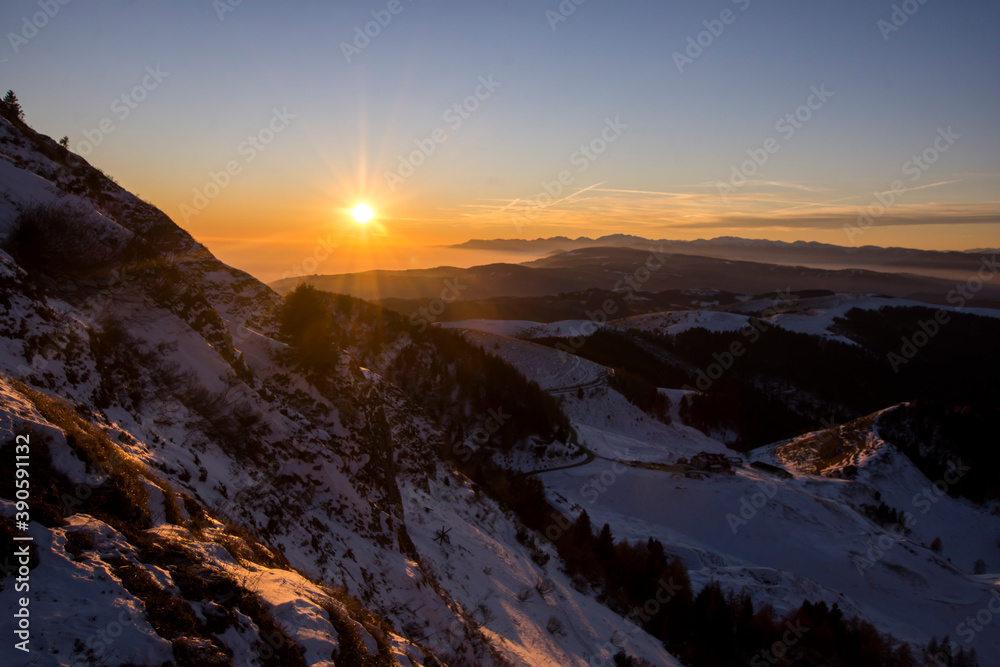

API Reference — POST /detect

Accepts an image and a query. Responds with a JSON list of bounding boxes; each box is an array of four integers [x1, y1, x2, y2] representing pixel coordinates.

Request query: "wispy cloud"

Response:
[[447, 181, 999, 237]]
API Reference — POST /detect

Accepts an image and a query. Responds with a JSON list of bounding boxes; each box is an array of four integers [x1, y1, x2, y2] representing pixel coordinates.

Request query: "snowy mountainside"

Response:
[[2, 111, 998, 666], [535, 405, 1000, 660], [612, 293, 1000, 343], [446, 316, 1000, 663], [448, 327, 724, 466], [0, 115, 677, 665]]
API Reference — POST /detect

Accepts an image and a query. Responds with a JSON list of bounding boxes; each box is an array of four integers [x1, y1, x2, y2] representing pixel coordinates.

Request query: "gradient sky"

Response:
[[3, 0, 999, 281]]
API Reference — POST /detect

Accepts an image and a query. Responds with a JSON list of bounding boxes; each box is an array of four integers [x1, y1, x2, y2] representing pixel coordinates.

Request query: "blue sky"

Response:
[[2, 0, 998, 279]]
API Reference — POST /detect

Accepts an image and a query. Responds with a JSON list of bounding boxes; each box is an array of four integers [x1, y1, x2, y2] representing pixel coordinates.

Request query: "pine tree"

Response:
[[278, 285, 336, 373], [2, 90, 24, 121], [894, 643, 916, 667], [596, 523, 614, 565], [572, 509, 593, 545]]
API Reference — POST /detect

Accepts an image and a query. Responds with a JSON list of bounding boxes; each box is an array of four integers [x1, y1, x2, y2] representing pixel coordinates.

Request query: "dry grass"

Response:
[[16, 381, 161, 532]]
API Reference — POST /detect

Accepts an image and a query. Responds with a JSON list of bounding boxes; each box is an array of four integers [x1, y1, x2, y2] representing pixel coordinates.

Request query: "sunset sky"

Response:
[[4, 0, 999, 281]]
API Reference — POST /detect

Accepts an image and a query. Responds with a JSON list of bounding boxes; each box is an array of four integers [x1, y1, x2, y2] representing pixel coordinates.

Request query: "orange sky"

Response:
[[160, 178, 1000, 283], [12, 2, 997, 284]]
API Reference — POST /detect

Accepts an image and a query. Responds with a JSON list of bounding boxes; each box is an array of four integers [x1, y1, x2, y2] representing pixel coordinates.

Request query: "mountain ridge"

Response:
[[444, 234, 993, 282], [1, 111, 997, 667], [270, 245, 1000, 310], [0, 113, 677, 665]]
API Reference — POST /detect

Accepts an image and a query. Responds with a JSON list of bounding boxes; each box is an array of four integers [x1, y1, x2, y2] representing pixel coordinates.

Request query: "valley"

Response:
[[0, 111, 996, 666]]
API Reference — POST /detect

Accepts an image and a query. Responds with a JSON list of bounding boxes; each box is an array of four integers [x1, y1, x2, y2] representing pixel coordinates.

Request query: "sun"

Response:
[[351, 203, 375, 224]]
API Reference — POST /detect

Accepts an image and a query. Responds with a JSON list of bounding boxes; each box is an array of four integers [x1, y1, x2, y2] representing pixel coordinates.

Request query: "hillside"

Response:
[[0, 114, 677, 666], [271, 247, 1000, 311], [443, 318, 1000, 662], [0, 111, 997, 667], [449, 235, 998, 283]]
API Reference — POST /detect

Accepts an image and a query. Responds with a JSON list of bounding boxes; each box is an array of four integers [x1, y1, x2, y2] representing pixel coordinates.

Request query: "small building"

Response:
[[687, 452, 735, 475]]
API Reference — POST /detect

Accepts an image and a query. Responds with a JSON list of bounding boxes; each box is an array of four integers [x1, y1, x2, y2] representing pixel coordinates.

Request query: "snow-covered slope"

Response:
[[446, 317, 1000, 664], [451, 327, 725, 466], [536, 412, 1000, 659], [614, 293, 1000, 345], [0, 116, 679, 666], [2, 113, 997, 667], [613, 310, 752, 336]]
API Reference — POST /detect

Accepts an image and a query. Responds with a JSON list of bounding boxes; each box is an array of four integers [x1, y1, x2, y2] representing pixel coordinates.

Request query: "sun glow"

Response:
[[351, 203, 375, 224]]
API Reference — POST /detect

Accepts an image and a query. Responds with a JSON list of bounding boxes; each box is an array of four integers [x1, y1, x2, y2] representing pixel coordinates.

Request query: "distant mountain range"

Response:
[[272, 245, 1000, 309], [447, 235, 995, 282]]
